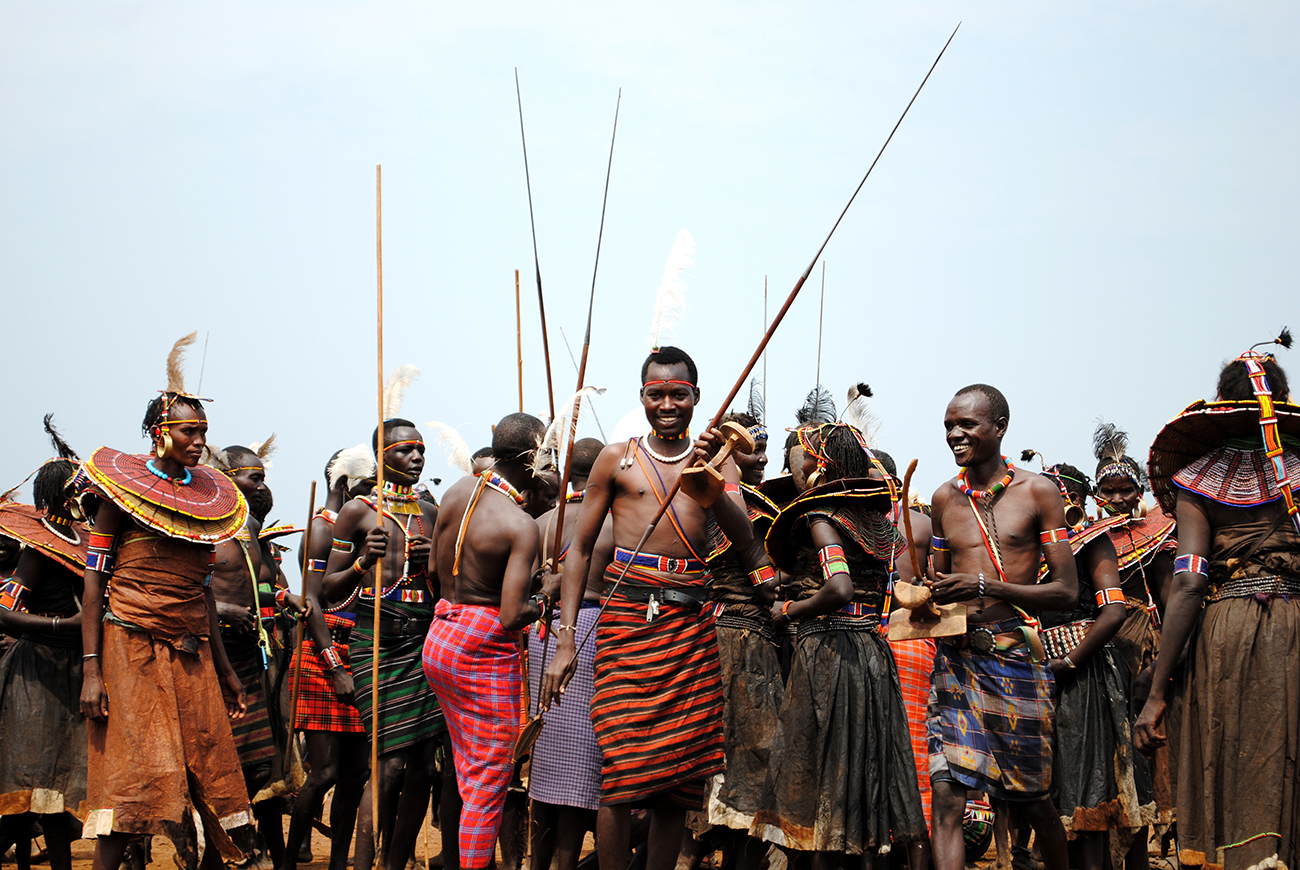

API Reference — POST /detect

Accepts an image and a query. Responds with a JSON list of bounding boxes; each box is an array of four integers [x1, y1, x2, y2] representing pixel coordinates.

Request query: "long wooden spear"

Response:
[[515, 269, 524, 412], [287, 481, 317, 750], [371, 163, 385, 850], [549, 88, 620, 563], [515, 69, 556, 419], [572, 24, 961, 652]]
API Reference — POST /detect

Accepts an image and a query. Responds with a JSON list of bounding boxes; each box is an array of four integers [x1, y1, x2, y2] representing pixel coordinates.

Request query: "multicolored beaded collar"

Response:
[[1238, 350, 1299, 529], [566, 490, 584, 503], [482, 471, 526, 506], [957, 458, 1015, 499], [145, 459, 192, 486], [378, 480, 423, 515], [651, 428, 689, 441]]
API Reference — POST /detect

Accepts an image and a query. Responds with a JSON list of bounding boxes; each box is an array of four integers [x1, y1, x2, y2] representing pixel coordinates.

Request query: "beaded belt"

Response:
[[1207, 574, 1300, 602], [715, 610, 776, 643], [613, 547, 707, 575], [797, 611, 881, 638], [1039, 619, 1094, 661]]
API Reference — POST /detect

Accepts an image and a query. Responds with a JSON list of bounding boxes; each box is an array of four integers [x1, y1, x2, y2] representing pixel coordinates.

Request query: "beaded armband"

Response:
[[332, 538, 355, 554], [1095, 588, 1126, 608], [307, 558, 328, 573], [86, 531, 117, 575], [1174, 554, 1209, 576], [818, 544, 849, 581], [930, 536, 949, 552], [275, 587, 289, 608], [319, 645, 344, 671], [1040, 528, 1069, 545], [749, 564, 777, 587], [0, 579, 26, 612], [723, 483, 741, 495]]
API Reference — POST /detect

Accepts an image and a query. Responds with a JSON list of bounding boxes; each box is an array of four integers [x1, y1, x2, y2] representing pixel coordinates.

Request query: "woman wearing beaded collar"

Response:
[[78, 333, 253, 870], [1136, 334, 1300, 870]]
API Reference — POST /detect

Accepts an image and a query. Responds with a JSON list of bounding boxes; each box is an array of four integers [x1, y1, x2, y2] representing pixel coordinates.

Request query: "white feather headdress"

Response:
[[425, 422, 473, 476], [383, 364, 421, 421], [648, 229, 695, 350], [327, 444, 378, 491], [532, 386, 607, 478]]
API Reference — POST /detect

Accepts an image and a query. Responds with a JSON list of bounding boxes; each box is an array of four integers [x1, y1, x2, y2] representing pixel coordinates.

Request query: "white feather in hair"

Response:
[[327, 444, 377, 491], [648, 230, 695, 350], [383, 364, 421, 421], [165, 332, 199, 394], [532, 386, 607, 478], [841, 382, 880, 446], [250, 433, 277, 468], [425, 422, 473, 476]]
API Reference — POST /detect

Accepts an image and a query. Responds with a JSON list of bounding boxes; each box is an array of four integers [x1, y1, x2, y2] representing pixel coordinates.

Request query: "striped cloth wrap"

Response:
[[351, 599, 444, 755]]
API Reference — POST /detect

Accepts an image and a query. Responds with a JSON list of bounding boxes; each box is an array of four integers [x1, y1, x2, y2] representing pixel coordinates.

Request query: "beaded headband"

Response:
[[1096, 461, 1141, 488], [641, 379, 696, 390], [748, 425, 769, 443]]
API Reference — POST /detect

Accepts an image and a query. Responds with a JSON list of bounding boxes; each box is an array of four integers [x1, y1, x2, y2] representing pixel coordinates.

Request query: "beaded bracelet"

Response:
[[748, 565, 777, 587], [1094, 588, 1126, 608], [930, 536, 949, 552], [779, 600, 793, 622], [351, 559, 368, 576], [85, 551, 115, 574], [319, 645, 344, 671], [818, 545, 849, 582], [1039, 528, 1070, 545], [307, 558, 328, 573], [275, 587, 289, 607], [1173, 554, 1208, 576]]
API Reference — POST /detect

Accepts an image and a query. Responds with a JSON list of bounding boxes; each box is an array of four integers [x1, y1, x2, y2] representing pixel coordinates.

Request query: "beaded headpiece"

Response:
[[155, 332, 212, 429], [746, 377, 767, 443], [1233, 328, 1296, 530], [1092, 421, 1145, 492]]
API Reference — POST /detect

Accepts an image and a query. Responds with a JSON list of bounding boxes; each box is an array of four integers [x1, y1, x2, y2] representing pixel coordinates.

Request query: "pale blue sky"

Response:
[[3, 2, 1297, 585]]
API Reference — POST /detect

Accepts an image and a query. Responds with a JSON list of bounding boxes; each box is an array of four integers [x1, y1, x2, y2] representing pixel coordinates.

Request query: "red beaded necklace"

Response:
[[957, 457, 1015, 499]]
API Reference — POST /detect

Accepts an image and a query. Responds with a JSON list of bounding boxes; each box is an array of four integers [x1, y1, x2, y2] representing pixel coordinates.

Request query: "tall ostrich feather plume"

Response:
[[1091, 421, 1129, 464], [796, 386, 837, 426], [747, 378, 764, 424], [425, 422, 473, 476], [327, 444, 377, 491], [841, 383, 879, 445], [43, 414, 80, 462], [532, 386, 607, 478], [383, 364, 421, 421], [250, 434, 277, 461], [165, 332, 198, 393], [648, 229, 695, 350]]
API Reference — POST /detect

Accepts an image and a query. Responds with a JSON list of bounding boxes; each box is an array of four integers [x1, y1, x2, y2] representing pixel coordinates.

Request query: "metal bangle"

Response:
[[52, 616, 60, 632], [82, 653, 100, 659]]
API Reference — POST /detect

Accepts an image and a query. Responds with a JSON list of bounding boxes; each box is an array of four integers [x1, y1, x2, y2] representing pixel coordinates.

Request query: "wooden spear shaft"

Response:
[[516, 269, 524, 412], [287, 481, 317, 749], [371, 163, 385, 850]]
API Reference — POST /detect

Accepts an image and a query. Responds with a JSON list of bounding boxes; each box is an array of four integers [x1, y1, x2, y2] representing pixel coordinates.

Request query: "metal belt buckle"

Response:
[[970, 626, 996, 654], [646, 593, 660, 623]]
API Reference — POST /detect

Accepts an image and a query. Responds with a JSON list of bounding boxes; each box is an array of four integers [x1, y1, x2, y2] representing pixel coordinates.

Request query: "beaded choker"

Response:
[[378, 480, 423, 515], [40, 515, 80, 545], [567, 490, 585, 503], [145, 459, 192, 486], [482, 471, 526, 506], [641, 436, 693, 464], [957, 458, 1014, 499], [651, 428, 689, 441]]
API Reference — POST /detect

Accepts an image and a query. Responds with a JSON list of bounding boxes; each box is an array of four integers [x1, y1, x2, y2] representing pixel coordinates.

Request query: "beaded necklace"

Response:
[[956, 458, 1014, 499], [145, 459, 192, 486], [482, 471, 526, 506], [566, 490, 585, 503], [40, 515, 80, 545], [380, 480, 423, 515], [651, 428, 689, 441], [641, 435, 693, 464]]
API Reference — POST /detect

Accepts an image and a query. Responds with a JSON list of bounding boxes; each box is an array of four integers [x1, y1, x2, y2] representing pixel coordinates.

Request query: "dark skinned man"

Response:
[[926, 384, 1079, 870], [541, 346, 771, 870], [323, 420, 440, 870], [422, 413, 550, 870]]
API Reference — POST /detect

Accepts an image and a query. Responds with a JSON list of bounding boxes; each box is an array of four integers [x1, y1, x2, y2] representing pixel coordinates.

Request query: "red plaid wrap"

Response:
[[422, 601, 521, 870], [291, 638, 365, 733], [890, 637, 936, 831]]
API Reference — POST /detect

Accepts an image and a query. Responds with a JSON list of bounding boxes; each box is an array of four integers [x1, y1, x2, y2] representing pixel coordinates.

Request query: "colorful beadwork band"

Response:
[[88, 532, 115, 550], [1040, 528, 1070, 545], [641, 379, 696, 389], [724, 483, 741, 494], [1174, 554, 1209, 576], [819, 544, 849, 582], [85, 551, 115, 574], [332, 538, 354, 553], [1241, 353, 1299, 528], [308, 558, 328, 573], [1094, 588, 1126, 608], [319, 645, 344, 670], [0, 579, 26, 612], [749, 564, 777, 587], [931, 536, 949, 552]]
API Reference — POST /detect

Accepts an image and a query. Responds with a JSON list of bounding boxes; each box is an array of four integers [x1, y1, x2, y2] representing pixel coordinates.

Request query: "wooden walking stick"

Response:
[[568, 24, 962, 659], [371, 163, 386, 850], [888, 460, 965, 640], [287, 481, 317, 749], [517, 87, 622, 761], [515, 68, 556, 419]]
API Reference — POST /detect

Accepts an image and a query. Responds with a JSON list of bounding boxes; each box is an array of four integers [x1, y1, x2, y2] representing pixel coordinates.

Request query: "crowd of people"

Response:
[[0, 330, 1296, 870]]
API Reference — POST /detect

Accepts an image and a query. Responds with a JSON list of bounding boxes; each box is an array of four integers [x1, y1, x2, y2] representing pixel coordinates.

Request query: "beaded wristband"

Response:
[[319, 645, 344, 671], [275, 587, 289, 607], [724, 483, 741, 495], [85, 551, 115, 574], [749, 564, 777, 587], [308, 558, 328, 573], [930, 535, 949, 552], [1040, 528, 1070, 545], [1173, 554, 1208, 576], [779, 600, 793, 621], [1095, 588, 1126, 608], [351, 558, 368, 576], [818, 545, 849, 582]]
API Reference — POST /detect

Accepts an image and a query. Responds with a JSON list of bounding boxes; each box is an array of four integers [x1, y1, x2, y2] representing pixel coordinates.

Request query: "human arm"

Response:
[[322, 501, 386, 602], [770, 519, 853, 625], [928, 488, 951, 577], [0, 550, 83, 636], [1051, 536, 1124, 675], [302, 518, 354, 703], [1135, 492, 1210, 752], [206, 581, 248, 719], [499, 521, 543, 631], [540, 446, 619, 708], [1147, 549, 1174, 616], [79, 499, 122, 720]]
